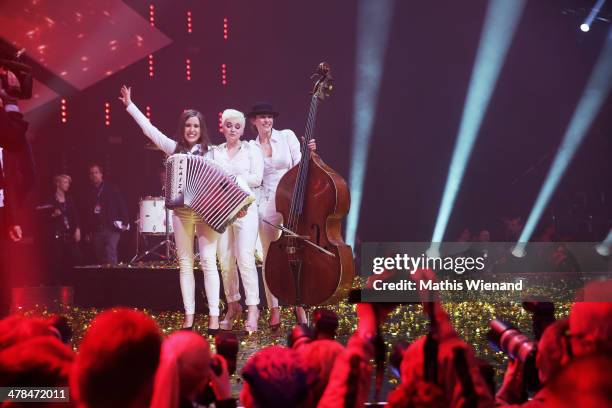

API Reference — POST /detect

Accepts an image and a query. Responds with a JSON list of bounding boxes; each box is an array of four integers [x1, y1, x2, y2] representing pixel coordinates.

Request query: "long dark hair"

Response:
[[173, 109, 211, 155]]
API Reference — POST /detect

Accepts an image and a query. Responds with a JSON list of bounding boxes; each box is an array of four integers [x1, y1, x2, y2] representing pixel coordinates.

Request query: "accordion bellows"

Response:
[[165, 154, 254, 233]]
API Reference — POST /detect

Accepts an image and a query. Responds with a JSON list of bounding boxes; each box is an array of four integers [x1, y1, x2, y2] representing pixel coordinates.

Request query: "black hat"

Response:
[[246, 102, 279, 118]]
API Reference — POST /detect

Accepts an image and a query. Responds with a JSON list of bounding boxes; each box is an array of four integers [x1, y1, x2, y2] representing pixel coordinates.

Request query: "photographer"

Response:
[[386, 269, 493, 408], [496, 319, 571, 407], [0, 63, 34, 317], [568, 280, 612, 357], [150, 331, 235, 408]]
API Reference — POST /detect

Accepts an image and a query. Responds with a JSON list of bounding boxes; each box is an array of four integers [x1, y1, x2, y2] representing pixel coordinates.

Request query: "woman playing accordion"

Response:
[[119, 85, 254, 333]]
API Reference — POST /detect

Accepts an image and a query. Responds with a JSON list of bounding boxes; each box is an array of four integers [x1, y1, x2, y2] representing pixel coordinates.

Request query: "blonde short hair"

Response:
[[221, 108, 245, 128], [54, 174, 72, 184]]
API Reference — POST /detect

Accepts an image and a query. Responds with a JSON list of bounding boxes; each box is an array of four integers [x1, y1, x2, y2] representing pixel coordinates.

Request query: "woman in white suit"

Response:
[[214, 109, 263, 332], [119, 85, 225, 334], [247, 102, 315, 329]]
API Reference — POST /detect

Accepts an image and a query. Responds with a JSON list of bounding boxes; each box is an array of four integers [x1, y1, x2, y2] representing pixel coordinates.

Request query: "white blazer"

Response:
[[251, 128, 302, 195], [210, 141, 264, 194]]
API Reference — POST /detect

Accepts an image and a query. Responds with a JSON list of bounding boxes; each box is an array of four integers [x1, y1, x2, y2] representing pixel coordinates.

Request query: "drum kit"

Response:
[[130, 196, 175, 263]]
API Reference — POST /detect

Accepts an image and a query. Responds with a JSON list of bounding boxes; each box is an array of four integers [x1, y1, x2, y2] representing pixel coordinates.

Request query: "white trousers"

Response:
[[216, 203, 260, 306], [173, 208, 220, 316], [258, 189, 283, 309]]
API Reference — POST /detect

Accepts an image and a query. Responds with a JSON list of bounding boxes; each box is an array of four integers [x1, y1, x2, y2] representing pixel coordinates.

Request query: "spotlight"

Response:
[[511, 245, 526, 258], [581, 0, 607, 34], [60, 98, 67, 123], [517, 26, 612, 245], [595, 230, 612, 257], [104, 102, 110, 126], [425, 244, 440, 259], [346, 0, 395, 248], [148, 54, 154, 78], [430, 0, 526, 244], [149, 4, 155, 27]]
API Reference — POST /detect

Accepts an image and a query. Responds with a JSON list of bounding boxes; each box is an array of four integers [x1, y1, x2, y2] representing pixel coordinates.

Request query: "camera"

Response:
[[0, 54, 33, 100], [487, 319, 540, 391], [487, 319, 536, 362], [194, 332, 239, 406]]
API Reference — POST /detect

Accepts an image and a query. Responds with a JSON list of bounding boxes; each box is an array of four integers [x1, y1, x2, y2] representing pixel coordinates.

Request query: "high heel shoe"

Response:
[[268, 307, 281, 331], [245, 306, 259, 333], [181, 313, 195, 331], [220, 302, 243, 331], [207, 316, 220, 336], [294, 307, 308, 325]]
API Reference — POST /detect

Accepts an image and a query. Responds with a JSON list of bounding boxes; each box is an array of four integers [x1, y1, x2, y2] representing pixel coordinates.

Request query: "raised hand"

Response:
[[208, 355, 232, 401], [118, 85, 132, 107], [9, 225, 22, 242], [301, 137, 317, 151]]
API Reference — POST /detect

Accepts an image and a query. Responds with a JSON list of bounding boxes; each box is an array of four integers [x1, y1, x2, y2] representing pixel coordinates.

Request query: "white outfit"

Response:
[[126, 102, 221, 316], [212, 141, 263, 306], [251, 128, 302, 308]]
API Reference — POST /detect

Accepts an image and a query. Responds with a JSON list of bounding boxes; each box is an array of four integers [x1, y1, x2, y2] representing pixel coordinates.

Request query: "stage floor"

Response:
[[73, 263, 269, 312]]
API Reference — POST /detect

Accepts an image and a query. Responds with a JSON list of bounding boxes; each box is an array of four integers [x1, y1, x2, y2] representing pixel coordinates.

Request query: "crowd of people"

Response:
[[0, 276, 610, 407]]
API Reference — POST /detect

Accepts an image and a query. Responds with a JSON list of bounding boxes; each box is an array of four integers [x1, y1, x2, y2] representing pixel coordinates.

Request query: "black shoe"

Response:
[[269, 307, 281, 331], [180, 326, 194, 331], [207, 327, 220, 336]]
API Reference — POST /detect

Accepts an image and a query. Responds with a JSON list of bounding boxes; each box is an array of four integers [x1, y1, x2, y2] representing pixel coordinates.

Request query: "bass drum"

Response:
[[139, 196, 173, 235]]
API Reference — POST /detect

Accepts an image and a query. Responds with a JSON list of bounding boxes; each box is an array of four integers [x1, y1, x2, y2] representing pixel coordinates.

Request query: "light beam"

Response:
[[346, 0, 395, 249], [429, 0, 526, 254], [515, 27, 612, 253]]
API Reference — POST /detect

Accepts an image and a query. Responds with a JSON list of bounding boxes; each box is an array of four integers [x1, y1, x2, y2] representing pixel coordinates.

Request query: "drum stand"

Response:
[[130, 208, 175, 264]]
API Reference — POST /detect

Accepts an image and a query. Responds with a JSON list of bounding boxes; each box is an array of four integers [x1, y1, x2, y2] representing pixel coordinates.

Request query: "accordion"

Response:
[[165, 154, 254, 233]]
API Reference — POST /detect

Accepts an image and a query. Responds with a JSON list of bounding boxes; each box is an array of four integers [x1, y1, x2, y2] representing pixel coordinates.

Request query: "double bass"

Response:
[[264, 62, 354, 306]]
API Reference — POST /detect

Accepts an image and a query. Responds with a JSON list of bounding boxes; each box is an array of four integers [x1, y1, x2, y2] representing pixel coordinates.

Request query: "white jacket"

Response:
[[209, 141, 264, 195], [251, 128, 302, 196]]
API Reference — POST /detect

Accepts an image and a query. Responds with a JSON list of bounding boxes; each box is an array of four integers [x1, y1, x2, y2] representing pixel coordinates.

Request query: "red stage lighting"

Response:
[[223, 17, 228, 40], [149, 4, 155, 26], [186, 58, 192, 81], [104, 102, 110, 126], [221, 63, 227, 85], [60, 98, 67, 123], [146, 105, 152, 119], [218, 111, 222, 131], [148, 54, 154, 77], [187, 10, 193, 34]]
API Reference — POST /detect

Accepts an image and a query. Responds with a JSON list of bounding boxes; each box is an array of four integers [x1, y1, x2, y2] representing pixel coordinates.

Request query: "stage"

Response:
[[72, 263, 270, 312]]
